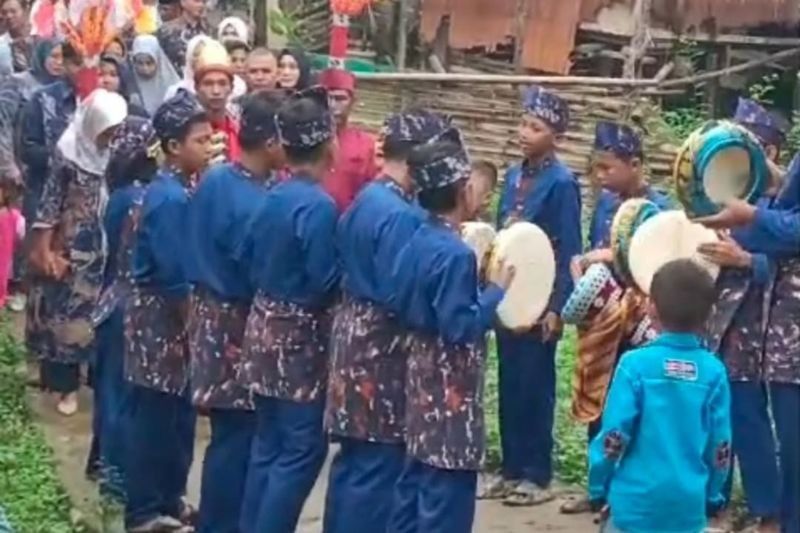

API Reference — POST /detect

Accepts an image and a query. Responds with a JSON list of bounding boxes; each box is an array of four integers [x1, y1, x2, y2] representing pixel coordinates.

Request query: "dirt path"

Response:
[[28, 386, 596, 532]]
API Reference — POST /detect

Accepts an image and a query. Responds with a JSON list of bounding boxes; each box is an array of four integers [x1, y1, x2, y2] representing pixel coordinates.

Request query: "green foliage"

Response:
[[785, 110, 800, 163], [749, 73, 780, 106], [0, 319, 76, 533], [268, 8, 305, 47], [484, 328, 588, 484], [661, 106, 709, 143]]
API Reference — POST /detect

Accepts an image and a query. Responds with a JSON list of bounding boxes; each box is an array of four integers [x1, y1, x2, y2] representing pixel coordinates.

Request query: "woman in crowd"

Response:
[[27, 88, 128, 416], [217, 16, 249, 45], [276, 48, 312, 91], [98, 54, 148, 117], [128, 34, 179, 117]]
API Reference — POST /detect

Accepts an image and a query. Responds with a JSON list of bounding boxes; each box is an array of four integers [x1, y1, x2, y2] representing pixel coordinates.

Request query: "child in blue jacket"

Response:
[[589, 259, 732, 533]]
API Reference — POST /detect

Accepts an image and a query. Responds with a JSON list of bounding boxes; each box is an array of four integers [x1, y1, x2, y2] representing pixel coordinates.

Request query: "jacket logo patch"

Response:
[[663, 359, 698, 381]]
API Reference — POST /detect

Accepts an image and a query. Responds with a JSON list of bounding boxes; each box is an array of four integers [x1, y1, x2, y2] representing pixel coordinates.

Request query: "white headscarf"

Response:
[[130, 34, 180, 116], [218, 17, 249, 45], [57, 89, 128, 176]]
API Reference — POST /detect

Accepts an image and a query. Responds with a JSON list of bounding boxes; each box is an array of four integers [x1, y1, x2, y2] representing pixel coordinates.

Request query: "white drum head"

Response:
[[489, 222, 556, 329], [628, 210, 720, 295], [461, 222, 497, 273], [703, 146, 751, 203]]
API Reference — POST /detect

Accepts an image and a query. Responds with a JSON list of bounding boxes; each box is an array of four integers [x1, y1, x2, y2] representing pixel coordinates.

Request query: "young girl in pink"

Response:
[[0, 176, 25, 308]]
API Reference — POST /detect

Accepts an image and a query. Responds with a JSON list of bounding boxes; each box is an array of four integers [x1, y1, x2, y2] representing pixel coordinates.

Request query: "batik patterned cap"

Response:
[[734, 97, 788, 147], [240, 92, 281, 144], [276, 86, 334, 149], [409, 127, 471, 191], [106, 116, 160, 190], [594, 121, 642, 159], [382, 109, 451, 144], [522, 85, 569, 134], [152, 89, 205, 142]]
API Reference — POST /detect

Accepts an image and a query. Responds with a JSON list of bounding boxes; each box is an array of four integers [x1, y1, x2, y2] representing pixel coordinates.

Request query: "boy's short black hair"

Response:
[[225, 40, 250, 55], [417, 181, 463, 213], [284, 142, 330, 165], [238, 90, 285, 150], [62, 41, 83, 66], [472, 160, 498, 186], [650, 259, 715, 332], [383, 139, 419, 162], [160, 112, 210, 155]]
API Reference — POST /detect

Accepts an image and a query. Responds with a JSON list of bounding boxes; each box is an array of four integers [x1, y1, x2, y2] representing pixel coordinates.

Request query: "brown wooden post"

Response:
[[396, 0, 409, 70], [254, 0, 267, 46], [513, 0, 528, 72], [623, 0, 652, 79]]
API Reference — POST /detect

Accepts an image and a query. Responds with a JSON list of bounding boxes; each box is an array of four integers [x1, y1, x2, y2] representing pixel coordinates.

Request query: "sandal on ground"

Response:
[[127, 515, 191, 532], [502, 481, 554, 507], [56, 393, 78, 416], [477, 476, 518, 500], [559, 494, 594, 514], [178, 499, 197, 526]]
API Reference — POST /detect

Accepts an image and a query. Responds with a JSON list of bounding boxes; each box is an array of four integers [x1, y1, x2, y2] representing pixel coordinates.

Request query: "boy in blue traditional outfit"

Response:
[[385, 127, 515, 533], [560, 121, 671, 515], [699, 158, 800, 533], [91, 116, 160, 501], [700, 97, 787, 532], [323, 109, 449, 533], [124, 91, 212, 533], [589, 259, 732, 533], [186, 90, 286, 533], [237, 87, 340, 533], [488, 85, 582, 505]]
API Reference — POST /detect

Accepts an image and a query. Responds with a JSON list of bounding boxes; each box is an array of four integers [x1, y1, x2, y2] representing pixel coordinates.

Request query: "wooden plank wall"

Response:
[[350, 79, 680, 219]]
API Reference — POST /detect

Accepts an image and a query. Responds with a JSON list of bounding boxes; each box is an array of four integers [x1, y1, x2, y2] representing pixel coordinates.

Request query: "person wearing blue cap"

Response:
[[698, 150, 800, 533], [185, 90, 287, 533], [385, 127, 515, 533], [488, 85, 582, 506], [734, 97, 788, 163], [236, 86, 340, 533], [124, 90, 212, 533], [322, 109, 449, 533]]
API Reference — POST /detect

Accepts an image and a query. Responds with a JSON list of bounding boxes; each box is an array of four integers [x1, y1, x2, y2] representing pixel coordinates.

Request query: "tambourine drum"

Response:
[[562, 263, 622, 326], [461, 222, 497, 275], [673, 120, 768, 218], [489, 222, 555, 330], [628, 210, 720, 295], [610, 198, 661, 287]]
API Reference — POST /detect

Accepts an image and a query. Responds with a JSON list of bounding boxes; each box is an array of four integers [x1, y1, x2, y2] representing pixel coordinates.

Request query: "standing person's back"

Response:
[[589, 259, 731, 533]]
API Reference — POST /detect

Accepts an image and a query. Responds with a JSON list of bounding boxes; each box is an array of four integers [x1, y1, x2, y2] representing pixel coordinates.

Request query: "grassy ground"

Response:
[[484, 328, 589, 485], [0, 319, 77, 533]]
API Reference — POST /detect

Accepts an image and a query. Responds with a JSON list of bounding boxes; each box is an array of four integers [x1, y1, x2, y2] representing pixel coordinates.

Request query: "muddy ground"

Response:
[[27, 385, 596, 533]]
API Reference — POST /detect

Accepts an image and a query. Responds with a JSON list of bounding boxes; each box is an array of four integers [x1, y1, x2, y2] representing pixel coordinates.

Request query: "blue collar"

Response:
[[652, 331, 703, 349]]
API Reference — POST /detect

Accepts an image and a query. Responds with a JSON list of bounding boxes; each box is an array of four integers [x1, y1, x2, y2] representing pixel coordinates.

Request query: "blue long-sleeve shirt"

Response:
[[132, 170, 192, 297], [187, 162, 274, 302], [588, 187, 673, 250], [337, 178, 425, 310], [496, 158, 582, 314], [588, 332, 731, 533], [20, 80, 75, 176], [392, 215, 504, 345], [238, 175, 339, 309], [746, 206, 800, 257], [103, 183, 144, 289]]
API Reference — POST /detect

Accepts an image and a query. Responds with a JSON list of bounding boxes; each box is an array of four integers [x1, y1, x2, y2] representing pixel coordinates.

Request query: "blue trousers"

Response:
[[770, 383, 800, 533], [198, 409, 256, 533], [387, 458, 477, 533], [497, 331, 556, 486], [323, 438, 406, 533], [240, 395, 328, 533], [721, 381, 780, 518], [93, 311, 132, 500], [124, 385, 196, 528]]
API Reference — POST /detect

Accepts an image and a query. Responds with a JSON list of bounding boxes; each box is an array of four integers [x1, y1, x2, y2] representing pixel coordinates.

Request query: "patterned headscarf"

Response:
[[106, 116, 160, 191], [153, 89, 205, 142], [409, 127, 471, 191], [522, 85, 569, 134], [276, 86, 333, 149], [382, 108, 451, 144], [734, 97, 788, 148], [594, 121, 642, 159]]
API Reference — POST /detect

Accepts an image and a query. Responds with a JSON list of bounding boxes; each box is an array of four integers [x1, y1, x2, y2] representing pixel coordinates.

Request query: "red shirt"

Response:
[[323, 125, 378, 212], [211, 115, 241, 162]]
